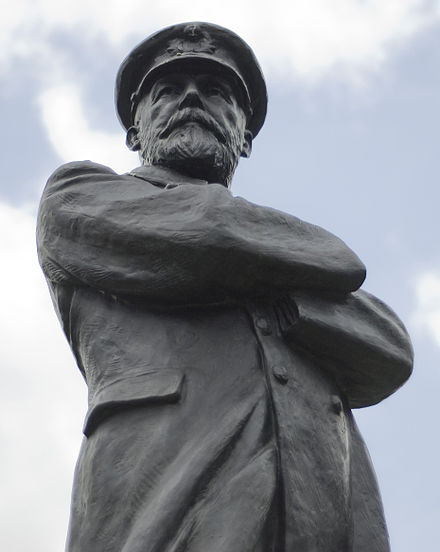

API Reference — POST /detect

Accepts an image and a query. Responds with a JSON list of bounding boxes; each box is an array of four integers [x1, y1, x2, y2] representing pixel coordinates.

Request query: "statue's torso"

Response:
[[65, 286, 352, 552]]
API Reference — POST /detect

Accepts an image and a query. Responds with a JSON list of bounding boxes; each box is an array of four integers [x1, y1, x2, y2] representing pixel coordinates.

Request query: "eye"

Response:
[[151, 83, 180, 103], [205, 84, 232, 103], [207, 86, 222, 96]]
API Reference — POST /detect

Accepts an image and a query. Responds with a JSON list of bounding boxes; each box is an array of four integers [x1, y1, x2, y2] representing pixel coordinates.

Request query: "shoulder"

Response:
[[43, 161, 140, 197], [47, 160, 118, 185]]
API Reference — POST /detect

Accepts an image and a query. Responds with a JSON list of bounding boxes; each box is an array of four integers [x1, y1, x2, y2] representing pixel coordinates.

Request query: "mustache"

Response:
[[158, 108, 227, 144]]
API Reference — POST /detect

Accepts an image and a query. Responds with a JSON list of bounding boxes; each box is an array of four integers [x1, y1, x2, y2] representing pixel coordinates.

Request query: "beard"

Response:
[[140, 121, 242, 186]]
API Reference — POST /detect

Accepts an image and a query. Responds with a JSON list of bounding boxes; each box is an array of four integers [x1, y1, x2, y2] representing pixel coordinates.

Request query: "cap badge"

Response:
[[166, 24, 216, 57]]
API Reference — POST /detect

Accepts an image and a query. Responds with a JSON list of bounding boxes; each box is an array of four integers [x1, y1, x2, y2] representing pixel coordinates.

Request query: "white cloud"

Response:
[[30, 1, 440, 170], [3, 0, 440, 86], [9, 0, 440, 168], [0, 202, 86, 550], [412, 271, 440, 347], [38, 84, 138, 172]]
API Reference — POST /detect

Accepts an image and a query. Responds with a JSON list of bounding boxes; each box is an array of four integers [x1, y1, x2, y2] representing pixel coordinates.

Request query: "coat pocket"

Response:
[[83, 370, 184, 437]]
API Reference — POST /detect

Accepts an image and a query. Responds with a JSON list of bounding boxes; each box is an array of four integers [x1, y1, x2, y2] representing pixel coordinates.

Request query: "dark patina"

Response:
[[37, 22, 413, 552]]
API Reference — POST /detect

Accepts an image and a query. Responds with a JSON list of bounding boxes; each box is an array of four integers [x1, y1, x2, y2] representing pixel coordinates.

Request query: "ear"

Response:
[[126, 125, 141, 151], [240, 129, 253, 158]]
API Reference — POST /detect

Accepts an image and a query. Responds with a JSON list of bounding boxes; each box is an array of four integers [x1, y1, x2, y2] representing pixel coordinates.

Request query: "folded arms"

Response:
[[37, 161, 413, 406]]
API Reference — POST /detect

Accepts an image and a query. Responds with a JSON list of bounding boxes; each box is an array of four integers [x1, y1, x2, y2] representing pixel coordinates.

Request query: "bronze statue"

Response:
[[37, 22, 413, 552]]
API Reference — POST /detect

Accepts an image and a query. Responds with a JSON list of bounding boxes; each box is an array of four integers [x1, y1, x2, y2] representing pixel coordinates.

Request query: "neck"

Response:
[[132, 164, 208, 187], [143, 160, 233, 188]]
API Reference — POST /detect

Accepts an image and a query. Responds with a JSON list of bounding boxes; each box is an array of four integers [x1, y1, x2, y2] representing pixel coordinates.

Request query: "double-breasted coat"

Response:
[[37, 161, 413, 552]]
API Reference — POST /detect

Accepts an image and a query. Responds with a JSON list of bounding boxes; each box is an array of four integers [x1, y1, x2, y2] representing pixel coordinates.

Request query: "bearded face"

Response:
[[127, 71, 252, 187]]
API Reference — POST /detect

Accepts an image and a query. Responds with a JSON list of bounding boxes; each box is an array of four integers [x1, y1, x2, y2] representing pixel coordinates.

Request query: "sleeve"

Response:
[[278, 289, 413, 407], [37, 160, 367, 304]]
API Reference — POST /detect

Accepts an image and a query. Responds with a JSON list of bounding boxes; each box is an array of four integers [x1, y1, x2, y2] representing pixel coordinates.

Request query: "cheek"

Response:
[[224, 109, 235, 124], [223, 107, 242, 128], [139, 111, 160, 135], [149, 104, 168, 123], [138, 101, 170, 134], [222, 105, 246, 134], [225, 112, 246, 145]]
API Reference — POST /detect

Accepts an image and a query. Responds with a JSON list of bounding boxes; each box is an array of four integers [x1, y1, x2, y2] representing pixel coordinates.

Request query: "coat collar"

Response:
[[128, 165, 208, 188]]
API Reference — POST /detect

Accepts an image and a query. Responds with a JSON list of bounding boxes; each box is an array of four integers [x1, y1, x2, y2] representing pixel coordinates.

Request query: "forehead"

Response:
[[151, 71, 235, 90]]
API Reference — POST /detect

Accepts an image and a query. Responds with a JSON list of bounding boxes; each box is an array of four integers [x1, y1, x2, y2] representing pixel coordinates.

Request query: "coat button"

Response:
[[272, 364, 289, 384], [255, 317, 271, 335]]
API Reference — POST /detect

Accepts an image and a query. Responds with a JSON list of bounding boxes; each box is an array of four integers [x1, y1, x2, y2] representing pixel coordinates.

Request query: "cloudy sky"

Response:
[[1, 1, 439, 550]]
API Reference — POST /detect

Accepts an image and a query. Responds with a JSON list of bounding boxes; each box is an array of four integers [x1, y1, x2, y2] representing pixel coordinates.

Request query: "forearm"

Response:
[[281, 289, 413, 407], [37, 161, 366, 301]]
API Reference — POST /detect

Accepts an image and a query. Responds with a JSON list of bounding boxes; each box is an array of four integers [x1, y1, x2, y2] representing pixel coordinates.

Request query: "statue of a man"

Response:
[[37, 22, 413, 552]]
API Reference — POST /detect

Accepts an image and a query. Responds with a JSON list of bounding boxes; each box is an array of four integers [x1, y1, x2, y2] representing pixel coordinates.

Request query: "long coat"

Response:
[[37, 161, 413, 552]]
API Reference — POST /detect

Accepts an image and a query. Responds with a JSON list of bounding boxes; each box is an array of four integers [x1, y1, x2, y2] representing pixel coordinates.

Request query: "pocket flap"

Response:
[[83, 370, 184, 437]]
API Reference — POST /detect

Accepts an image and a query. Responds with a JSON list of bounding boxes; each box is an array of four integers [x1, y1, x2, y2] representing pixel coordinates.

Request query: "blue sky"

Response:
[[1, 2, 439, 550]]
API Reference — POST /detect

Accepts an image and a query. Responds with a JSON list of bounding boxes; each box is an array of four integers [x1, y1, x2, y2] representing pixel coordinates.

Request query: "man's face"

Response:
[[129, 70, 252, 186]]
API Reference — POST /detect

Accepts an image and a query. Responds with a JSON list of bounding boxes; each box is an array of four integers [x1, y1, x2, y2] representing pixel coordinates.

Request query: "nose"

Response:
[[178, 82, 204, 110]]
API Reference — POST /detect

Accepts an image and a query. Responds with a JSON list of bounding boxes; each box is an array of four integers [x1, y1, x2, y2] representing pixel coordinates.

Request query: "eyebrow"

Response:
[[153, 73, 233, 87], [148, 73, 242, 106]]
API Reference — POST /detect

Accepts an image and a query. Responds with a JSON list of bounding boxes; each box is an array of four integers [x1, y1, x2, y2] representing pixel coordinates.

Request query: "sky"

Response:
[[1, 1, 439, 550]]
